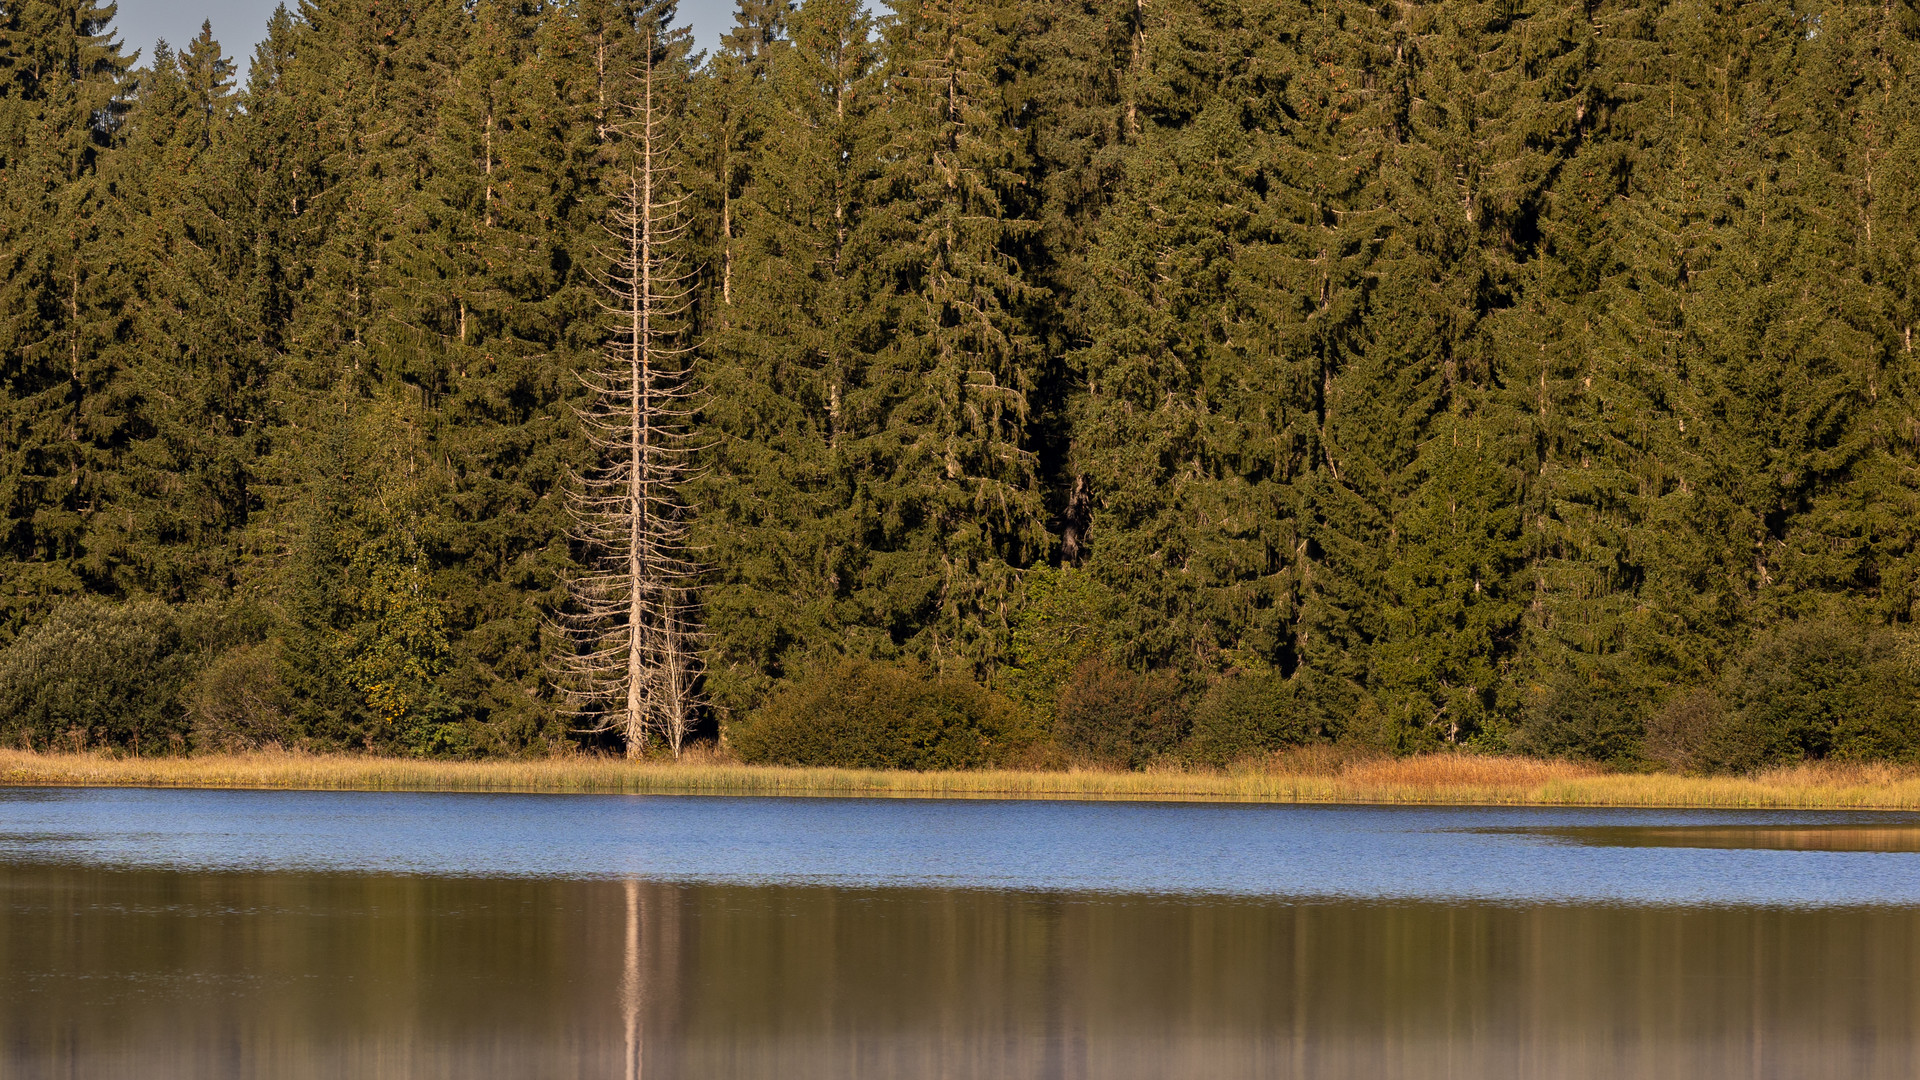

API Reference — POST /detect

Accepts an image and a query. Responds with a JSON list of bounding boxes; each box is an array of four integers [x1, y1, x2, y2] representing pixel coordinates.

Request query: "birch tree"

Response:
[[555, 43, 704, 757]]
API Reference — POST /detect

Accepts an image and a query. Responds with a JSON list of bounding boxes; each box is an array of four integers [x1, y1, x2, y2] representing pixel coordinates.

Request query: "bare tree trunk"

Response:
[[553, 40, 704, 759]]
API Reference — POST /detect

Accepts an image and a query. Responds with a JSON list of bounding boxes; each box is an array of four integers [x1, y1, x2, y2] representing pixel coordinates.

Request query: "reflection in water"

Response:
[[1520, 824, 1920, 852], [4, 864, 1920, 1079], [625, 879, 641, 1080]]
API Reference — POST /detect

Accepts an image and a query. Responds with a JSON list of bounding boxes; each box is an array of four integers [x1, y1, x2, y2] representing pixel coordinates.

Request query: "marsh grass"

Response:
[[6, 748, 1920, 807]]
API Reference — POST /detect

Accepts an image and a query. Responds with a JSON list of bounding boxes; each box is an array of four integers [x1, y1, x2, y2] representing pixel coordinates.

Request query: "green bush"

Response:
[[728, 659, 1029, 769], [1002, 568, 1117, 714], [0, 598, 283, 755], [1186, 672, 1331, 765], [386, 690, 477, 758], [1514, 659, 1649, 766], [1053, 657, 1187, 767], [1702, 618, 1920, 772], [0, 599, 197, 753]]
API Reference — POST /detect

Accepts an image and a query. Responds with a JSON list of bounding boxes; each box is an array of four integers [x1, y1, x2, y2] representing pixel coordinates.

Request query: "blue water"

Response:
[[3, 787, 1916, 906]]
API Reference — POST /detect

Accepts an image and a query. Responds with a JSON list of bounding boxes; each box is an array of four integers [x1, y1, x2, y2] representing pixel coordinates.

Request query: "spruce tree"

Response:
[[1360, 0, 1595, 744], [1845, 0, 1920, 625], [97, 24, 260, 602], [253, 0, 473, 747], [855, 0, 1049, 676], [696, 0, 885, 711], [0, 0, 132, 634], [373, 0, 582, 746], [1070, 0, 1400, 685]]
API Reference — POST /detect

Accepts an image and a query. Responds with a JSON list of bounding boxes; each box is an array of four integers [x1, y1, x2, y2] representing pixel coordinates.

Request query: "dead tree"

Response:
[[554, 45, 704, 758]]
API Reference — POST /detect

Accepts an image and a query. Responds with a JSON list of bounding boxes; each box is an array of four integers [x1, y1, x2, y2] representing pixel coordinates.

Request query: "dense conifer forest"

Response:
[[3, 0, 1920, 771]]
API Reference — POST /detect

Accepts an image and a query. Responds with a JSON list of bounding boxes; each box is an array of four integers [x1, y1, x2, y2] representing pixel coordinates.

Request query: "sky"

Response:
[[112, 0, 736, 69]]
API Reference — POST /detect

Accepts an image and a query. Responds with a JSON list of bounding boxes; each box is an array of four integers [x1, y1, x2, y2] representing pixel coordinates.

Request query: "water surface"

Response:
[[4, 787, 1918, 1078], [5, 787, 1919, 905]]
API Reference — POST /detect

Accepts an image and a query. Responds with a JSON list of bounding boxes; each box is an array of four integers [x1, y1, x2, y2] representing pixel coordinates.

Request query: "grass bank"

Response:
[[6, 749, 1920, 808]]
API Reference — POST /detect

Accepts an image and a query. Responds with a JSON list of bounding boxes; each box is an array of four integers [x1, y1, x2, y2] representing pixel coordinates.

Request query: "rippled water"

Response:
[[4, 788, 1919, 1078]]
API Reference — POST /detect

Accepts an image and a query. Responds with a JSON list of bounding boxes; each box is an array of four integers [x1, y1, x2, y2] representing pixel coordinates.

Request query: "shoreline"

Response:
[[6, 750, 1920, 809]]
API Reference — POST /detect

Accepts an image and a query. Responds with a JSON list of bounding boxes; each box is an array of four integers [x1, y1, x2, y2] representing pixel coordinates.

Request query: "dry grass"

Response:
[[6, 748, 1920, 808]]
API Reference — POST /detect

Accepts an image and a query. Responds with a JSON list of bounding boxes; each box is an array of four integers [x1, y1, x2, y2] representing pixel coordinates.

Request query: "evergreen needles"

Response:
[[5, 0, 1920, 765]]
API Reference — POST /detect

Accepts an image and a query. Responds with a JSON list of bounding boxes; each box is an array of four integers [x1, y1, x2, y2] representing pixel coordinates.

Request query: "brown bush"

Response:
[[1053, 658, 1187, 768], [191, 642, 294, 752], [1645, 689, 1722, 772]]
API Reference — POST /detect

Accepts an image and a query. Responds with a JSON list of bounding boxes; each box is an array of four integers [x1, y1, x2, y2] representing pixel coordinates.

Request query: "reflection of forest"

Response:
[[5, 868, 1919, 1079]]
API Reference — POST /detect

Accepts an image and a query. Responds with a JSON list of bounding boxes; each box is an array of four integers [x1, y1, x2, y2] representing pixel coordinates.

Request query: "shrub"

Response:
[[1187, 672, 1332, 765], [190, 641, 295, 752], [1053, 657, 1187, 767], [0, 599, 197, 753], [1514, 659, 1648, 766], [386, 690, 476, 758], [1702, 618, 1920, 772], [728, 659, 1029, 770], [1003, 568, 1117, 714], [1644, 689, 1722, 773]]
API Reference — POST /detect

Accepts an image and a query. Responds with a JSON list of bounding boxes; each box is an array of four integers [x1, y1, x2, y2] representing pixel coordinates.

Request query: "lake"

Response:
[[3, 788, 1918, 1078]]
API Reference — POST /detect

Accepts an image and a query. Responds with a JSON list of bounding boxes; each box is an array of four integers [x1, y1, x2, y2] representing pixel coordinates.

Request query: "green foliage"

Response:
[[191, 641, 295, 752], [1702, 620, 1920, 773], [1053, 658, 1187, 768], [1002, 568, 1116, 714], [1513, 660, 1651, 768], [5, 0, 1920, 768], [0, 599, 199, 753], [1186, 672, 1345, 766], [728, 659, 1032, 769], [331, 549, 458, 751]]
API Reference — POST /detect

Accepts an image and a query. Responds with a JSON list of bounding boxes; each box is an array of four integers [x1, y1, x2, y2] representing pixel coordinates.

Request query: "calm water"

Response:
[[4, 789, 1919, 1078]]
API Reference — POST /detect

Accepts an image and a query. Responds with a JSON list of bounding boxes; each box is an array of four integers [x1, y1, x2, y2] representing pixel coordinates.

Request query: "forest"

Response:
[[2, 0, 1919, 773]]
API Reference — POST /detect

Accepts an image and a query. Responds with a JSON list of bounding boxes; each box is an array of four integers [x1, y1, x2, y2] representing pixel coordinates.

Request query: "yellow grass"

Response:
[[6, 748, 1920, 808]]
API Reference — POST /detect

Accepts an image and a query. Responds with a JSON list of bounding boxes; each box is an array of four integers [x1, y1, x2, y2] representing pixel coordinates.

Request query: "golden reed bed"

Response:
[[6, 748, 1920, 808]]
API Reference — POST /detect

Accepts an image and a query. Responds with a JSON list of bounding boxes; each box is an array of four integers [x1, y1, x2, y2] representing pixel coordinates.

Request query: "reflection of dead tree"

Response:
[[616, 880, 682, 1078], [623, 879, 643, 1080], [554, 42, 704, 758]]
